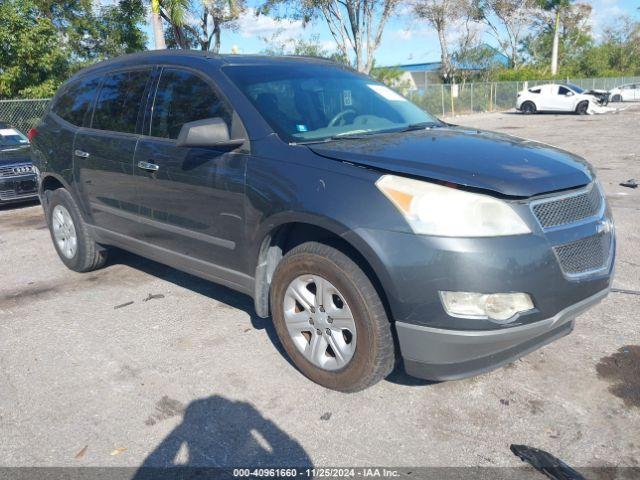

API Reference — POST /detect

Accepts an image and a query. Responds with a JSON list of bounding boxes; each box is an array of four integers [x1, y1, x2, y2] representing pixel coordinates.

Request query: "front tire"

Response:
[[576, 101, 589, 115], [521, 101, 536, 114], [270, 242, 395, 392], [612, 94, 622, 103], [46, 188, 108, 272]]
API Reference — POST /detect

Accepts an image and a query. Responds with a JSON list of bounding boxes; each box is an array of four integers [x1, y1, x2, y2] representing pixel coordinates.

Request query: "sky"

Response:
[[143, 0, 640, 67]]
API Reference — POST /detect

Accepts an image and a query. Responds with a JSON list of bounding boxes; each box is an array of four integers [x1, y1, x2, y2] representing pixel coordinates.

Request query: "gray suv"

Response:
[[30, 51, 615, 391]]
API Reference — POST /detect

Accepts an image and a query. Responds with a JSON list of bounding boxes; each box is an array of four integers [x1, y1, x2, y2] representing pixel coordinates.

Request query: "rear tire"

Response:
[[612, 94, 622, 103], [576, 101, 589, 115], [45, 188, 107, 272], [270, 242, 395, 392], [521, 101, 536, 114]]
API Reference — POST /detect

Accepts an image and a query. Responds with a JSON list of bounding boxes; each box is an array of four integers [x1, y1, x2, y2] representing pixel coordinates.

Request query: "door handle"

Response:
[[137, 161, 159, 172], [74, 149, 90, 158]]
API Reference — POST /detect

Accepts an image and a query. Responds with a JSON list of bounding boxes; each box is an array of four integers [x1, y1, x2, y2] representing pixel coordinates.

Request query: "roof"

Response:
[[81, 50, 335, 70], [394, 62, 443, 72], [64, 50, 343, 86]]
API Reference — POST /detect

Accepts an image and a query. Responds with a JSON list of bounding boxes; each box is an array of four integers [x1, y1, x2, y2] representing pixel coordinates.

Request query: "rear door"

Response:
[[537, 85, 557, 110], [36, 75, 101, 193], [74, 67, 154, 235], [131, 67, 249, 273]]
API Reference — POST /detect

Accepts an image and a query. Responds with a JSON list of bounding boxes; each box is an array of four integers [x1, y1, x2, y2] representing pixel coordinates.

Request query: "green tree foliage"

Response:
[[0, 0, 69, 98], [517, 4, 640, 79], [0, 0, 146, 99], [97, 0, 148, 59], [521, 2, 592, 73]]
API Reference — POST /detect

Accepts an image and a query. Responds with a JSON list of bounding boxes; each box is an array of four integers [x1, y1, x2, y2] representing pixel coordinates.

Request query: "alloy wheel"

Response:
[[52, 205, 78, 259], [283, 274, 357, 371]]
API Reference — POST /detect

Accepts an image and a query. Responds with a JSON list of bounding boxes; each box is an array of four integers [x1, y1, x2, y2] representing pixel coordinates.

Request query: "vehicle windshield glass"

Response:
[[567, 83, 584, 94], [0, 128, 29, 147], [223, 64, 439, 143]]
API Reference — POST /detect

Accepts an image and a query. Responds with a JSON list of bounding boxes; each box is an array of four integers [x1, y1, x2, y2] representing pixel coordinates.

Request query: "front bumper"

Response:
[[397, 288, 609, 380], [0, 174, 38, 204]]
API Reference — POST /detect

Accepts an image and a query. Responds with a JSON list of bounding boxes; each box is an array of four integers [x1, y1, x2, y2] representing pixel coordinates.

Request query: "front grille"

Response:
[[532, 184, 602, 229], [0, 189, 36, 201], [0, 163, 35, 177], [554, 231, 612, 276]]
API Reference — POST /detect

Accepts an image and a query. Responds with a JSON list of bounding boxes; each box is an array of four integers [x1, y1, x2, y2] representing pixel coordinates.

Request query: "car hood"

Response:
[[0, 145, 31, 166], [307, 126, 592, 197]]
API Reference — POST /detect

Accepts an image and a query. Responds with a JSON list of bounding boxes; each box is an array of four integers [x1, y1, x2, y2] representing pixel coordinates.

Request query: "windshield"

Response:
[[567, 83, 584, 94], [0, 128, 29, 147], [223, 64, 439, 143]]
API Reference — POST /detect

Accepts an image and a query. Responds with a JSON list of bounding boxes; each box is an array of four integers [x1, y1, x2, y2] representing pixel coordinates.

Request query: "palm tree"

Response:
[[149, 0, 189, 49], [150, 0, 166, 49], [538, 0, 572, 75]]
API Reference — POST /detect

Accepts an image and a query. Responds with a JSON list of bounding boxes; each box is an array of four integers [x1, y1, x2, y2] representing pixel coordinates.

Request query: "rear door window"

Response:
[[149, 69, 231, 139], [52, 77, 101, 127], [91, 69, 151, 134]]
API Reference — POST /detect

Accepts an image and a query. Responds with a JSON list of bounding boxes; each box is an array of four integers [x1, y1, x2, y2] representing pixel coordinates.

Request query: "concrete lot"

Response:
[[1, 106, 639, 474]]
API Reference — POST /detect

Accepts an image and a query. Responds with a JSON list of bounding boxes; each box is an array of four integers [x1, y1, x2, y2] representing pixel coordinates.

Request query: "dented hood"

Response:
[[307, 126, 593, 197]]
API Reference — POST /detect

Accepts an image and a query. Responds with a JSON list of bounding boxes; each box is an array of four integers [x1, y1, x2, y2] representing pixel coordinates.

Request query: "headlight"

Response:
[[440, 291, 534, 322], [376, 175, 531, 237]]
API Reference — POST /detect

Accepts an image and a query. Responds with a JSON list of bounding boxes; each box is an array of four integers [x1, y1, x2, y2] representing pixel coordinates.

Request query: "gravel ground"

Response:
[[1, 105, 639, 475]]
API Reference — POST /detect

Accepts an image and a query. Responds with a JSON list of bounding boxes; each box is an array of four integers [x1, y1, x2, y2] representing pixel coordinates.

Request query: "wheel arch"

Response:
[[253, 220, 392, 323], [39, 173, 70, 214]]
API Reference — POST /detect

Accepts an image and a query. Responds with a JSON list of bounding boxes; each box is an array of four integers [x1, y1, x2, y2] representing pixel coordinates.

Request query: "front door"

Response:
[[553, 85, 577, 111], [132, 67, 248, 275], [74, 68, 153, 235]]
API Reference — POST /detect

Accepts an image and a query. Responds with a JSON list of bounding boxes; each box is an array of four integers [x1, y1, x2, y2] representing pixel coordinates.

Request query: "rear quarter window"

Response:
[[52, 76, 101, 126], [529, 88, 541, 94]]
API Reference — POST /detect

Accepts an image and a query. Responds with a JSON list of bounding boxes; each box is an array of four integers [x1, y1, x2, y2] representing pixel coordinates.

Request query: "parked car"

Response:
[[516, 83, 607, 114], [30, 52, 615, 391], [609, 83, 639, 102], [0, 122, 38, 205]]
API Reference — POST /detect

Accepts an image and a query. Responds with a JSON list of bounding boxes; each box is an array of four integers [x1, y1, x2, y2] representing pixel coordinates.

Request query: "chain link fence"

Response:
[[0, 99, 51, 134], [407, 76, 640, 117], [0, 75, 639, 131]]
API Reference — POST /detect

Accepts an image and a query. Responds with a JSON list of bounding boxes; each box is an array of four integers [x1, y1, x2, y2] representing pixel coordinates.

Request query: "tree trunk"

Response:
[[551, 7, 561, 75], [437, 23, 452, 82], [151, 0, 166, 50], [213, 22, 221, 54]]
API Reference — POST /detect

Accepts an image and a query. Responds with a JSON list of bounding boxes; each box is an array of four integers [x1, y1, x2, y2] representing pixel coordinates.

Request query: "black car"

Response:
[[30, 51, 615, 391], [0, 123, 38, 205]]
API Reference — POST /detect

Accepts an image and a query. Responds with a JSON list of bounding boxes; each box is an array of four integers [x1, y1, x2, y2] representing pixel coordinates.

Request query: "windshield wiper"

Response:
[[291, 131, 377, 145], [400, 121, 442, 132], [290, 123, 443, 145]]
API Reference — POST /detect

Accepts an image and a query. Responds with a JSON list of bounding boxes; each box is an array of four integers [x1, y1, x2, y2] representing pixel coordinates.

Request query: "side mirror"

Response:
[[176, 117, 245, 148], [565, 91, 574, 97]]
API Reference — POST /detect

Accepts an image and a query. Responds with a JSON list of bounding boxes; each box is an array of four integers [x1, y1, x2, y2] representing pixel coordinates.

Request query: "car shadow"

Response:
[[385, 362, 440, 387], [104, 248, 293, 366], [106, 248, 437, 389], [132, 394, 312, 478]]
